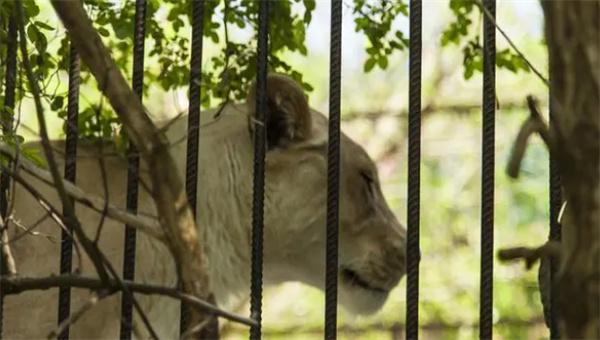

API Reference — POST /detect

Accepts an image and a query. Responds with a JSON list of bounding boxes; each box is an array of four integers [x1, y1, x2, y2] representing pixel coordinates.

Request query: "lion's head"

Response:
[[243, 73, 407, 315]]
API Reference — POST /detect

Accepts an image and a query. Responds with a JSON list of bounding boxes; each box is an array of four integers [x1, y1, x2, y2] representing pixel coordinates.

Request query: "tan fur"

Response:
[[2, 74, 406, 339], [246, 73, 312, 147]]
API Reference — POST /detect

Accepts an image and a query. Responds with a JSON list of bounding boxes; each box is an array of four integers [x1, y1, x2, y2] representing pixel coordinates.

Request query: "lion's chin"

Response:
[[337, 277, 390, 316], [338, 285, 389, 316]]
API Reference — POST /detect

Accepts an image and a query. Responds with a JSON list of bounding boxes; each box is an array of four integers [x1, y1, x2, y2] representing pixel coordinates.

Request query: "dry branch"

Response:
[[47, 290, 111, 340], [15, 1, 111, 286], [0, 275, 256, 327], [497, 241, 561, 269], [48, 2, 215, 337], [0, 144, 163, 241], [0, 214, 17, 276], [506, 96, 553, 178]]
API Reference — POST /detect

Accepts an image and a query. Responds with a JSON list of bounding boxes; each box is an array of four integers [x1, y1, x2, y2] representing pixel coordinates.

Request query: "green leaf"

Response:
[[34, 21, 55, 31], [23, 1, 40, 18], [51, 96, 64, 111], [364, 58, 376, 72], [98, 27, 110, 37], [378, 55, 389, 69], [209, 31, 219, 43], [26, 24, 39, 42]]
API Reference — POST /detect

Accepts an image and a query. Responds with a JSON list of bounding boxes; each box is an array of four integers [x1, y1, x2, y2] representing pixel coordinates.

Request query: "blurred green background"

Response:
[[10, 1, 552, 339]]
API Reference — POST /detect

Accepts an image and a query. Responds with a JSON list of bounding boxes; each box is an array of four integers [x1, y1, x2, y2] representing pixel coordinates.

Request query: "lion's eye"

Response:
[[360, 171, 376, 197]]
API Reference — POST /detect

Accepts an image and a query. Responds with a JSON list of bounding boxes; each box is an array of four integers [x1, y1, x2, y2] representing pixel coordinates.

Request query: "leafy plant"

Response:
[[441, 0, 530, 79], [0, 0, 531, 147]]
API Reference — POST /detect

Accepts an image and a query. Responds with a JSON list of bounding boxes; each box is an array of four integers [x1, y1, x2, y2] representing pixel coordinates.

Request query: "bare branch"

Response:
[[497, 241, 562, 270], [180, 318, 214, 340], [48, 2, 212, 337], [474, 0, 550, 87], [47, 290, 112, 340], [0, 144, 164, 241], [0, 214, 17, 276], [7, 213, 57, 245], [2, 166, 84, 273], [506, 95, 554, 178], [0, 275, 257, 327], [15, 0, 109, 283]]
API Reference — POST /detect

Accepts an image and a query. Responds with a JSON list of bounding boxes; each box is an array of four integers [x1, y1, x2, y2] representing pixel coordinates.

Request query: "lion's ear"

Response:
[[246, 73, 312, 149]]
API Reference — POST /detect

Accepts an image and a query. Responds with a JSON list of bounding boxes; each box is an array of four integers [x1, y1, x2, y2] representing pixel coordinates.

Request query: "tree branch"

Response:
[[0, 214, 17, 276], [0, 144, 164, 241], [0, 275, 257, 327], [49, 2, 213, 337], [497, 241, 562, 270], [15, 0, 110, 284], [47, 290, 111, 340], [2, 164, 85, 273], [506, 95, 554, 178]]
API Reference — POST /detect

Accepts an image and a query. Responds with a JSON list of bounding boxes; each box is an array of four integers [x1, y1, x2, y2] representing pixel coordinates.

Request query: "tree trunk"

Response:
[[540, 1, 599, 338]]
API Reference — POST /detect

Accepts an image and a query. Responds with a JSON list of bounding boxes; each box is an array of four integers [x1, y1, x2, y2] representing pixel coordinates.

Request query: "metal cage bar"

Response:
[[548, 74, 562, 340], [324, 0, 343, 339], [406, 0, 422, 339], [57, 33, 82, 340], [120, 0, 147, 338], [0, 17, 18, 340], [250, 0, 269, 339], [182, 0, 217, 338], [479, 0, 496, 339]]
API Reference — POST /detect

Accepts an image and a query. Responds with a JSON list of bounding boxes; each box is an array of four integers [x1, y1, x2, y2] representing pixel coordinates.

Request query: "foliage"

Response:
[[441, 0, 530, 79], [0, 0, 535, 147], [351, 0, 410, 72]]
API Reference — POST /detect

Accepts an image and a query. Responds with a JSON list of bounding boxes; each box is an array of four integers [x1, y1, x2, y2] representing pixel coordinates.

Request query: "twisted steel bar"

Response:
[[57, 39, 81, 340], [181, 1, 217, 338], [406, 1, 422, 339], [548, 72, 562, 340], [479, 0, 496, 339], [120, 0, 147, 338], [324, 0, 343, 339], [249, 0, 269, 339], [0, 17, 18, 339]]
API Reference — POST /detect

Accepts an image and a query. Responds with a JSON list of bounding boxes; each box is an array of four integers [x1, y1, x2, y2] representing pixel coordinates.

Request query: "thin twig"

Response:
[[94, 247, 161, 340], [0, 274, 257, 327], [0, 144, 164, 240], [5, 213, 57, 245], [179, 318, 214, 340], [0, 214, 18, 275], [47, 289, 112, 340], [2, 167, 84, 273], [211, 0, 234, 121], [506, 95, 554, 178], [474, 0, 550, 87], [15, 0, 110, 283], [93, 104, 111, 244]]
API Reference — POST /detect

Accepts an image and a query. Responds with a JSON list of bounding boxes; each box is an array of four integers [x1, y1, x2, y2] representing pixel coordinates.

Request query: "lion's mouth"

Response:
[[341, 268, 389, 294]]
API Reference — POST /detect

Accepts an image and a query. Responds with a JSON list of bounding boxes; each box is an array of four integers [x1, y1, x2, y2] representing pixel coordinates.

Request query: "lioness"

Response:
[[1, 74, 406, 339]]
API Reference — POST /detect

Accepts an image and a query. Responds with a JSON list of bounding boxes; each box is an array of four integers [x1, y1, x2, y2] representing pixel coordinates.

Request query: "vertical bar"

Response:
[[120, 0, 146, 338], [57, 37, 81, 340], [479, 0, 496, 339], [0, 17, 18, 339], [405, 1, 422, 339], [324, 0, 342, 339], [548, 73, 562, 340], [250, 0, 268, 338], [181, 0, 216, 338]]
